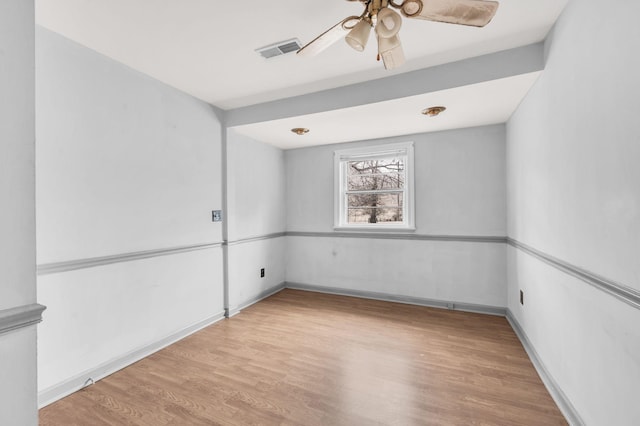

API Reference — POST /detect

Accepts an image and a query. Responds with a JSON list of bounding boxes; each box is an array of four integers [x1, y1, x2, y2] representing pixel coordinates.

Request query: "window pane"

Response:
[[347, 193, 403, 224], [347, 173, 404, 191], [348, 158, 404, 173], [347, 207, 403, 223], [347, 158, 404, 191], [348, 192, 403, 208]]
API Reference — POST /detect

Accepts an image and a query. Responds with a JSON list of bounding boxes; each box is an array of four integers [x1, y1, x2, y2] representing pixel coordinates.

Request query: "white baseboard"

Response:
[[506, 309, 583, 426], [38, 311, 225, 408], [285, 282, 506, 316]]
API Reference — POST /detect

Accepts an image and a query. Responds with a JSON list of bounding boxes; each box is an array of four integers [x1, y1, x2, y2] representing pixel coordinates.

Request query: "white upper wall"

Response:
[[507, 1, 640, 291], [226, 129, 286, 241], [35, 26, 227, 401], [506, 0, 640, 424], [225, 129, 287, 312], [286, 125, 506, 236], [36, 27, 224, 264]]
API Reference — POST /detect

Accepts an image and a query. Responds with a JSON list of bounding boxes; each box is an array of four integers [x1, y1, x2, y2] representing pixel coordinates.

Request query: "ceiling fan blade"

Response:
[[297, 18, 355, 57], [403, 0, 499, 27]]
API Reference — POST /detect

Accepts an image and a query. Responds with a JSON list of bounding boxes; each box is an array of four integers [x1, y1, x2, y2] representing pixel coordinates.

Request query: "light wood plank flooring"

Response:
[[40, 289, 567, 425]]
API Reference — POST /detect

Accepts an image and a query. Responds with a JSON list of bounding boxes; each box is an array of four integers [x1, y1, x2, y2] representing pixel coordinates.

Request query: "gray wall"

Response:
[[0, 1, 38, 424], [36, 27, 225, 405], [226, 129, 286, 314], [285, 125, 507, 308], [32, 1, 640, 422], [506, 0, 640, 424]]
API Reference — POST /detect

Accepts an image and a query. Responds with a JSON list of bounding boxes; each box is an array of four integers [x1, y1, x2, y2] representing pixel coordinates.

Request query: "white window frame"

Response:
[[334, 142, 415, 231]]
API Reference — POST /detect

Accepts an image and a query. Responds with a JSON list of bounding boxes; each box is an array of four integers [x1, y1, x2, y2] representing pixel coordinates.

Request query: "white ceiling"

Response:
[[36, 1, 567, 148], [232, 71, 542, 149], [36, 0, 568, 110]]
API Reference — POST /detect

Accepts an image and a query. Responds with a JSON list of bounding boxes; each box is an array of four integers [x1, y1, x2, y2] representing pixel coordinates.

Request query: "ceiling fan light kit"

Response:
[[401, 0, 423, 17], [298, 0, 499, 69], [376, 7, 402, 38], [375, 7, 404, 69], [345, 19, 373, 51]]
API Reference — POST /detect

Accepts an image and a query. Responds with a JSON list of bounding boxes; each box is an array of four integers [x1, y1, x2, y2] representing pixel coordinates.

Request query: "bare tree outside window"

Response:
[[346, 157, 405, 224]]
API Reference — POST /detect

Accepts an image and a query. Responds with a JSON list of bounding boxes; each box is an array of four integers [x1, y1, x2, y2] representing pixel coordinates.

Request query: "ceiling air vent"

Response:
[[255, 39, 302, 59]]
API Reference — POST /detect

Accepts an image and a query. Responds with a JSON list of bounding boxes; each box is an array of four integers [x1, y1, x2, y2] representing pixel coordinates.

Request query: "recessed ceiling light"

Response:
[[422, 106, 447, 117], [291, 128, 310, 135]]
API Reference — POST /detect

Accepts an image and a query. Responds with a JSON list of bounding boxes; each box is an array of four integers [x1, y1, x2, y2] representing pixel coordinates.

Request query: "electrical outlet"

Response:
[[260, 268, 265, 278], [520, 290, 524, 305], [212, 210, 222, 222]]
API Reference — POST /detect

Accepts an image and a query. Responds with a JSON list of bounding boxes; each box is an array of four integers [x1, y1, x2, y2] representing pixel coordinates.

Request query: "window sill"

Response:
[[333, 225, 416, 233]]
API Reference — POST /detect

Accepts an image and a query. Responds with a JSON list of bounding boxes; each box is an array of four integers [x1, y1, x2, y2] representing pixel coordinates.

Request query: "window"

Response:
[[334, 142, 414, 230]]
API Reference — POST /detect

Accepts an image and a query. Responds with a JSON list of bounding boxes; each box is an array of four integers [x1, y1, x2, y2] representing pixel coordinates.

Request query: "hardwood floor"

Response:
[[40, 289, 567, 425]]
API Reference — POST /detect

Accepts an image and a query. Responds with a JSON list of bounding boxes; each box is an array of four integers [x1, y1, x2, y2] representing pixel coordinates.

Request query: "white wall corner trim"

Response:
[[286, 282, 506, 316], [37, 311, 225, 408], [508, 238, 640, 310], [506, 309, 584, 426], [0, 304, 46, 336]]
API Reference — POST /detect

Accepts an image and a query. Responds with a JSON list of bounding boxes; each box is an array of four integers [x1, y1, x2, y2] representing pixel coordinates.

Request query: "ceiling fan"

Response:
[[297, 0, 499, 70]]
